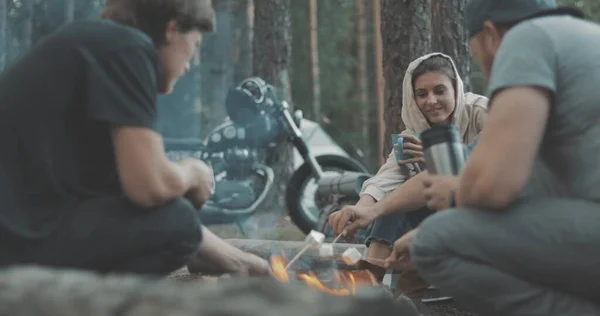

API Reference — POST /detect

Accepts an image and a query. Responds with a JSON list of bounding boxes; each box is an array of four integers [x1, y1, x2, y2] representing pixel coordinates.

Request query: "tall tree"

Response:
[[380, 0, 432, 157], [356, 0, 369, 154], [199, 0, 235, 134], [65, 0, 76, 22], [21, 0, 34, 50], [373, 0, 385, 164], [0, 0, 7, 71], [308, 0, 321, 121], [253, 0, 292, 210], [232, 0, 253, 84], [431, 0, 470, 90]]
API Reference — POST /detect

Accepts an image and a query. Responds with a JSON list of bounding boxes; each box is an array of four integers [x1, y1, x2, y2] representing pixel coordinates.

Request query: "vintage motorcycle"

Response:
[[164, 77, 369, 234]]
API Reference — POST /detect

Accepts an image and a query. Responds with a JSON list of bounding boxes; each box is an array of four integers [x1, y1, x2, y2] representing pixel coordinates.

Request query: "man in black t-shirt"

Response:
[[0, 0, 270, 276]]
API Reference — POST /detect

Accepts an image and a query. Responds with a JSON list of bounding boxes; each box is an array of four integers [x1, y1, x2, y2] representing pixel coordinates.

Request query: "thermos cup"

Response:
[[420, 124, 466, 176], [391, 133, 420, 163]]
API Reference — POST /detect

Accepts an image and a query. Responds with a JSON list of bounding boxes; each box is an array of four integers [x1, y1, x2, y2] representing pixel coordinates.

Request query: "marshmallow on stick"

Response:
[[285, 230, 326, 270], [318, 244, 334, 257], [304, 230, 325, 248], [342, 247, 363, 265]]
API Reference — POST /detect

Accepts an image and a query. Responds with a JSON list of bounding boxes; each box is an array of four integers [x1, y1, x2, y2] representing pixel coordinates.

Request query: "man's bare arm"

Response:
[[457, 87, 551, 210], [371, 171, 430, 218], [111, 126, 203, 208]]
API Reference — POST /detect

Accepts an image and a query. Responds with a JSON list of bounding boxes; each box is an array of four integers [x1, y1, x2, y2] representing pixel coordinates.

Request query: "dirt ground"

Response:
[[167, 213, 478, 316]]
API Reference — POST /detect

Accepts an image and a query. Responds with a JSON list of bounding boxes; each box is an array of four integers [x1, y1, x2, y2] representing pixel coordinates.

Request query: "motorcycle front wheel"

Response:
[[285, 155, 369, 235]]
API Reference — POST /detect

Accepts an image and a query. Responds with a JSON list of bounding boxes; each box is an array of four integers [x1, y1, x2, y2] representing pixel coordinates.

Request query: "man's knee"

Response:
[[157, 198, 203, 256], [410, 208, 484, 274]]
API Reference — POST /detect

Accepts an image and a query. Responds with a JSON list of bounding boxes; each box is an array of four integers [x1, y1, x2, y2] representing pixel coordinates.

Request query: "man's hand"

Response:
[[384, 229, 418, 270], [398, 133, 424, 165], [422, 173, 459, 211], [328, 204, 377, 237], [180, 159, 214, 209]]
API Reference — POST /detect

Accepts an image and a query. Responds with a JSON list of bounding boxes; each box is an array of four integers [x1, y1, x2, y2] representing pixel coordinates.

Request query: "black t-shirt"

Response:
[[0, 20, 159, 241]]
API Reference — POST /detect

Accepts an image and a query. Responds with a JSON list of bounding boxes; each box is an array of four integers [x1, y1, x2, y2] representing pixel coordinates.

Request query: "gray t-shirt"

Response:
[[487, 15, 600, 202]]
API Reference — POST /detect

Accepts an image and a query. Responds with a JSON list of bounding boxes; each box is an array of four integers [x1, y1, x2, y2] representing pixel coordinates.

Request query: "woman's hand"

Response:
[[328, 204, 378, 238], [422, 173, 459, 211], [397, 133, 425, 165]]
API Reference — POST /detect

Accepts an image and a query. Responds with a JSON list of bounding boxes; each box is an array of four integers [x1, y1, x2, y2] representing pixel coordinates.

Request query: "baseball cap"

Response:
[[467, 0, 584, 37]]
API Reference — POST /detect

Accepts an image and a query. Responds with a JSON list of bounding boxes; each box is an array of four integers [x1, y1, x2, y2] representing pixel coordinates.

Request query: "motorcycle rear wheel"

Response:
[[285, 155, 369, 235]]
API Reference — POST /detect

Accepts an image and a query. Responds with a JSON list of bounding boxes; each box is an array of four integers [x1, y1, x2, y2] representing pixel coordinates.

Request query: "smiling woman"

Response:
[[328, 52, 490, 303]]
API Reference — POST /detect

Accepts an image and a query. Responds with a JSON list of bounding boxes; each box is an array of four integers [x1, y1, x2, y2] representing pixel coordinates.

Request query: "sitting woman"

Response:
[[352, 53, 488, 301]]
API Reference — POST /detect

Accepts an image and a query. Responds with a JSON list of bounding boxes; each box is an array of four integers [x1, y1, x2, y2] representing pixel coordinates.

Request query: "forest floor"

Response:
[[169, 212, 478, 316]]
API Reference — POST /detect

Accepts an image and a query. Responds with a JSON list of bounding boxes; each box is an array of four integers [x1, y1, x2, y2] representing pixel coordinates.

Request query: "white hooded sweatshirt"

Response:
[[360, 53, 489, 201]]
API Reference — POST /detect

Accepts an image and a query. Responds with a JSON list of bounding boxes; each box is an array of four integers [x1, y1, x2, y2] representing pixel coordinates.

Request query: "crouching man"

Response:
[[0, 0, 270, 277], [388, 1, 600, 315]]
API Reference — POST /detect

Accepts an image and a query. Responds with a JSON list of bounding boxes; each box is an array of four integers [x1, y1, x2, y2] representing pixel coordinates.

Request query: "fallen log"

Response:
[[0, 266, 419, 316], [225, 239, 368, 270]]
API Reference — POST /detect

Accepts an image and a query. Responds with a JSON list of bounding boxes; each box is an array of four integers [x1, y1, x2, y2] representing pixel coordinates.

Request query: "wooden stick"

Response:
[[284, 244, 313, 270], [331, 232, 343, 244], [365, 257, 387, 264], [285, 233, 344, 270]]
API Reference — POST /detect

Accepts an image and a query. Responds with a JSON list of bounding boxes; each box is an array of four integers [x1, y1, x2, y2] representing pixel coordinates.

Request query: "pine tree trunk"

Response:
[[65, 0, 75, 22], [380, 0, 432, 157], [199, 0, 235, 134], [373, 0, 385, 164], [21, 0, 34, 50], [252, 0, 292, 212], [356, 0, 369, 156], [0, 0, 7, 71], [232, 0, 253, 84], [431, 0, 470, 90], [308, 0, 321, 121]]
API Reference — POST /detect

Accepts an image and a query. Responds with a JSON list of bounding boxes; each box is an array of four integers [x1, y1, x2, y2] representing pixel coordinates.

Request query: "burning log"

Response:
[[0, 266, 420, 316], [225, 239, 367, 270]]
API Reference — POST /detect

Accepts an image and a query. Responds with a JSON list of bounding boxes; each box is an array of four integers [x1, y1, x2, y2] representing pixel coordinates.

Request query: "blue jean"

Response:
[[365, 207, 435, 247]]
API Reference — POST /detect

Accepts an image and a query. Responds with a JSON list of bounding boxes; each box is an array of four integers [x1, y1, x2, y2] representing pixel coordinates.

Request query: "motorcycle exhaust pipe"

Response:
[[316, 172, 371, 200]]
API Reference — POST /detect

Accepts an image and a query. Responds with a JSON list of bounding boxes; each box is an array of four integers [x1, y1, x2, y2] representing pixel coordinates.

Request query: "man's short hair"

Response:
[[101, 0, 215, 45]]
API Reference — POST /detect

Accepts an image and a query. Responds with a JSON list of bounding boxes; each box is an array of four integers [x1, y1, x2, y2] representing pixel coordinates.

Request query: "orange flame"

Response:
[[270, 255, 378, 296]]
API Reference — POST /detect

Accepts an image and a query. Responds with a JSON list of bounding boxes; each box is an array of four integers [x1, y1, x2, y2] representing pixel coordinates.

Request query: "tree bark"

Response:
[[373, 0, 385, 164], [380, 0, 432, 157], [0, 0, 7, 71], [431, 0, 470, 90], [65, 0, 76, 22], [252, 0, 293, 212], [199, 0, 235, 134], [356, 0, 369, 156], [308, 0, 321, 121], [232, 0, 254, 84], [21, 0, 34, 50]]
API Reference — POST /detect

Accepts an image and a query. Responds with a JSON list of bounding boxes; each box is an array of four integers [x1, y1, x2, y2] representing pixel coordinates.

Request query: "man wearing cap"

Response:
[[385, 0, 600, 315]]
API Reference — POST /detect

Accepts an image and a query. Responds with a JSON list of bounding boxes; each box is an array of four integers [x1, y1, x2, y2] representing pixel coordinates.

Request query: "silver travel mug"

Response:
[[420, 124, 467, 176]]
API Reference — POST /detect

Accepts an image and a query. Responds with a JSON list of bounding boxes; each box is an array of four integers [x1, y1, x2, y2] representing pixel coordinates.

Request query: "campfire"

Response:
[[270, 254, 378, 296], [268, 230, 380, 296]]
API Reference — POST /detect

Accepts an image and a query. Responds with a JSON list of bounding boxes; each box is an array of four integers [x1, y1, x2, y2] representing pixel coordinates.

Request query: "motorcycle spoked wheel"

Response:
[[285, 155, 369, 235]]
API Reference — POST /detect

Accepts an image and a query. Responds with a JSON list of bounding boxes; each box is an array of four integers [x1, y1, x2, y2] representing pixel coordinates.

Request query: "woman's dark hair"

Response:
[[411, 55, 457, 94], [101, 0, 215, 46]]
